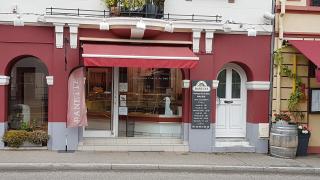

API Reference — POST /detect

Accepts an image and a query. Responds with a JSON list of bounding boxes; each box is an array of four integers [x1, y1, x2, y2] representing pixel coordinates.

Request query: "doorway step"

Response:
[[78, 137, 189, 152], [213, 138, 255, 153]]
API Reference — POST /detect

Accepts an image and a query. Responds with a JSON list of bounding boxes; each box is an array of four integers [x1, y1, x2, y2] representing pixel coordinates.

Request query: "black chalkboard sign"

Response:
[[191, 80, 212, 129]]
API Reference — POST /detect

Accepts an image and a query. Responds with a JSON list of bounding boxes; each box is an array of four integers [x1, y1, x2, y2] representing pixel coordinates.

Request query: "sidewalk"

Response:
[[0, 150, 319, 174]]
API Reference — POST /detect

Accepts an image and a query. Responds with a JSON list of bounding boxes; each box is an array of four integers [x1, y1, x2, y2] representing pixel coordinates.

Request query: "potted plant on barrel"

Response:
[[296, 125, 311, 156], [274, 112, 291, 125]]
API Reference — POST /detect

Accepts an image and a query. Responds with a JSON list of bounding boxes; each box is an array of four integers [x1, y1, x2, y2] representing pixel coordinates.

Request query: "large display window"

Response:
[[8, 57, 48, 131], [119, 68, 183, 137]]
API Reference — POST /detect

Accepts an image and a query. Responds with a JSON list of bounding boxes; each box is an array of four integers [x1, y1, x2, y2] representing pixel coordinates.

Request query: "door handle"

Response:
[[224, 100, 233, 104]]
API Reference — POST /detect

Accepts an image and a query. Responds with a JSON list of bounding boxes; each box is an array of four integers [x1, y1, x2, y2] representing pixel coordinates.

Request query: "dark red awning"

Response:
[[289, 40, 320, 67], [82, 44, 199, 69]]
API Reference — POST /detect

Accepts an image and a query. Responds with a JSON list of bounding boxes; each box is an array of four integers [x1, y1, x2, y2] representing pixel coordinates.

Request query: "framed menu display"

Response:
[[191, 80, 212, 129], [310, 88, 320, 113]]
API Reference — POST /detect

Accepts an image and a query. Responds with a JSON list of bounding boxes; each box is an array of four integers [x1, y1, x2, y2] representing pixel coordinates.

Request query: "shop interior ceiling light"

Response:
[[13, 14, 24, 26], [99, 19, 109, 30], [136, 19, 146, 30]]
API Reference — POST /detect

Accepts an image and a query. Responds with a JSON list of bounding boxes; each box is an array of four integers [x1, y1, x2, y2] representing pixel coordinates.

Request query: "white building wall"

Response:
[[0, 0, 273, 25], [164, 0, 273, 24], [0, 0, 105, 14], [0, 0, 106, 23]]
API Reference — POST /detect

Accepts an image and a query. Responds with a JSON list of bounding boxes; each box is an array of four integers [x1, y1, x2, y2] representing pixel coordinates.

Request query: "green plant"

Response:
[[121, 0, 145, 10], [27, 130, 49, 145], [20, 121, 33, 132], [274, 46, 305, 122], [133, 0, 145, 9], [105, 0, 118, 8], [2, 130, 28, 148]]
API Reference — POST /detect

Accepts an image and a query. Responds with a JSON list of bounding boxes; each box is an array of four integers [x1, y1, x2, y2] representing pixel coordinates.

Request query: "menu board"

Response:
[[310, 89, 320, 113], [191, 80, 212, 129]]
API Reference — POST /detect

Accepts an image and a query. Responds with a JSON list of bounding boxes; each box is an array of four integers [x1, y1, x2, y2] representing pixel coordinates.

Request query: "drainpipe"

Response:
[[276, 0, 286, 114], [278, 0, 286, 47], [268, 0, 277, 154]]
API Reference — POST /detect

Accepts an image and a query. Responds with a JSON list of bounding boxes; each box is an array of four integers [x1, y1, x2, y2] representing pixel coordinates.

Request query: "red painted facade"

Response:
[[0, 25, 271, 125]]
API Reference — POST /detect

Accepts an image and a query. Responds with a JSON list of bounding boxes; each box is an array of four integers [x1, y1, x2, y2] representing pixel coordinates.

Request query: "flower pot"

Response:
[[110, 6, 120, 16], [22, 141, 42, 147], [296, 133, 310, 156], [144, 3, 158, 18]]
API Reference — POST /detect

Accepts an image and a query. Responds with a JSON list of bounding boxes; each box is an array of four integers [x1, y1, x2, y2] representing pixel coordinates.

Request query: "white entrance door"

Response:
[[216, 64, 246, 138], [83, 67, 119, 137]]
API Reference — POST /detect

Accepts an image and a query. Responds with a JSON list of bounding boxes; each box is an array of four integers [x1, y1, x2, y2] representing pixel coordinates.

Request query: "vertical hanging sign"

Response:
[[67, 67, 88, 128], [191, 80, 212, 129]]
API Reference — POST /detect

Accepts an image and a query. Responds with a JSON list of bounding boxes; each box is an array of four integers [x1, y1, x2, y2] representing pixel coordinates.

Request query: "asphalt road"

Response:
[[0, 171, 318, 180]]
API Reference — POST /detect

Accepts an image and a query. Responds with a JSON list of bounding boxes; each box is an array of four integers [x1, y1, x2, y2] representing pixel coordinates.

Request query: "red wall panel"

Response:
[[247, 91, 270, 123], [0, 25, 271, 124]]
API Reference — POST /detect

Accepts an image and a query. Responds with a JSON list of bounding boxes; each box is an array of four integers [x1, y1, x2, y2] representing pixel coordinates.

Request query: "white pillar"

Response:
[[69, 24, 79, 49], [205, 30, 215, 54], [54, 23, 65, 49], [192, 29, 202, 53]]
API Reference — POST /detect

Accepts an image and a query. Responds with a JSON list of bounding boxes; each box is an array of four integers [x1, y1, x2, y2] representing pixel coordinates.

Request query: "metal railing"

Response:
[[46, 7, 222, 23]]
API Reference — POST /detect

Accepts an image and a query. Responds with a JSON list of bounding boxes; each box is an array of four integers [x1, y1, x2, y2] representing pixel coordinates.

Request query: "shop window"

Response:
[[312, 0, 320, 6], [119, 68, 183, 137], [8, 57, 48, 131]]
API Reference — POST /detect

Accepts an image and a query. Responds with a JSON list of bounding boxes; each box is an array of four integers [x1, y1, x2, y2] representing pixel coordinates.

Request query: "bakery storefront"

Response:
[[80, 44, 197, 139], [0, 15, 272, 153]]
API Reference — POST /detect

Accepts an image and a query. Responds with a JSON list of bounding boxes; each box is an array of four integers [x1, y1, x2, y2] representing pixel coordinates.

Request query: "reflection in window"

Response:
[[8, 57, 48, 131], [217, 69, 226, 98], [119, 68, 183, 137], [232, 70, 241, 99], [85, 68, 113, 131]]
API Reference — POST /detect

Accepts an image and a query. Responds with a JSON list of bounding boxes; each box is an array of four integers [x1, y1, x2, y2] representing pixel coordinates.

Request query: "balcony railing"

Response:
[[45, 7, 222, 23]]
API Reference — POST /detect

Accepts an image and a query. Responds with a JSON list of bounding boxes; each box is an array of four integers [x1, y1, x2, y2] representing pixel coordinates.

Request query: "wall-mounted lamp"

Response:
[[182, 80, 190, 88], [99, 18, 109, 30], [46, 76, 54, 86], [136, 19, 146, 30], [13, 14, 24, 26]]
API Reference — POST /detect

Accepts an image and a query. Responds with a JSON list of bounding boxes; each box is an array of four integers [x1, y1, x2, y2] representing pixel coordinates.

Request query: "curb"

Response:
[[0, 163, 320, 175], [0, 163, 319, 174]]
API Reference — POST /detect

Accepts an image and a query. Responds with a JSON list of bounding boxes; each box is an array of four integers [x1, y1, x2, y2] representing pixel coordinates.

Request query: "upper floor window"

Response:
[[312, 0, 320, 6]]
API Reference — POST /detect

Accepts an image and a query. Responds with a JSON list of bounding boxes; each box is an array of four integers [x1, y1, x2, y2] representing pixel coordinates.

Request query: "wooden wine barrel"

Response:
[[269, 123, 298, 159]]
